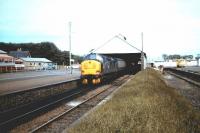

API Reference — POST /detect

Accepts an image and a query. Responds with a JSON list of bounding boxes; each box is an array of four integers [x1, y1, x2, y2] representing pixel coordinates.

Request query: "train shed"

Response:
[[93, 36, 147, 73]]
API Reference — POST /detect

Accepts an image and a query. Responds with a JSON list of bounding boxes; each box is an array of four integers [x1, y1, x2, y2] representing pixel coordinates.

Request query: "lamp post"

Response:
[[69, 22, 72, 74]]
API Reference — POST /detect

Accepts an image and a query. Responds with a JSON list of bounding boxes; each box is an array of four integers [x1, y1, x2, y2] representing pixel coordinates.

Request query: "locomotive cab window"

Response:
[[84, 53, 103, 62], [85, 53, 96, 60]]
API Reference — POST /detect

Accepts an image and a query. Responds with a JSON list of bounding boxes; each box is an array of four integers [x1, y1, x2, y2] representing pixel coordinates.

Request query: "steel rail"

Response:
[[31, 75, 131, 132], [165, 68, 200, 87], [0, 87, 84, 132], [30, 87, 108, 132]]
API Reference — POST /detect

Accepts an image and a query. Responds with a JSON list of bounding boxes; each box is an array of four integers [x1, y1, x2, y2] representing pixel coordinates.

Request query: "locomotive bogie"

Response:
[[81, 75, 101, 85]]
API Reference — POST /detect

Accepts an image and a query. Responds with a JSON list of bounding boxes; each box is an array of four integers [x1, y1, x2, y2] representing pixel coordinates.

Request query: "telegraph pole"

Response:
[[69, 22, 72, 74], [141, 32, 144, 70]]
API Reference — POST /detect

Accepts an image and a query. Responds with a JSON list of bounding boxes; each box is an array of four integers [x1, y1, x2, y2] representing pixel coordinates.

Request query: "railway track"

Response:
[[11, 75, 131, 133], [0, 78, 80, 112], [0, 79, 83, 132], [165, 68, 200, 87], [164, 68, 200, 110]]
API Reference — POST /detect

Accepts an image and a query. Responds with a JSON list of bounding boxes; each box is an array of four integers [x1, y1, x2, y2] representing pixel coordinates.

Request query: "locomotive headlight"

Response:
[[82, 79, 88, 84], [97, 78, 101, 83], [92, 79, 96, 84]]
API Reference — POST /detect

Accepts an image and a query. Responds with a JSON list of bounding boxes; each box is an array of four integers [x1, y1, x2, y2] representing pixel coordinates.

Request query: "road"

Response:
[[0, 69, 80, 95]]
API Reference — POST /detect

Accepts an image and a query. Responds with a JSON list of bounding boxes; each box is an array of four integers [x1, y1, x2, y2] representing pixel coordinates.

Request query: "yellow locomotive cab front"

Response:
[[81, 60, 102, 85], [81, 60, 101, 75]]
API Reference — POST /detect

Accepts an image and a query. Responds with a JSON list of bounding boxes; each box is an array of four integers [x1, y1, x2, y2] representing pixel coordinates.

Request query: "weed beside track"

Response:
[[68, 69, 200, 133]]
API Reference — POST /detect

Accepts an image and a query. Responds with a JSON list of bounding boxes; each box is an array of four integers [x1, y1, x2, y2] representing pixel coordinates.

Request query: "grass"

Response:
[[68, 69, 200, 133]]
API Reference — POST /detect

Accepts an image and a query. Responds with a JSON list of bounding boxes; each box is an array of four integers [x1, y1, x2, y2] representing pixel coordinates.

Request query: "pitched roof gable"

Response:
[[94, 36, 142, 54]]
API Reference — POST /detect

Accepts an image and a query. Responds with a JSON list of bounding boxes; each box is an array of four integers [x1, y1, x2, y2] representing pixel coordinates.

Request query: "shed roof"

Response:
[[92, 35, 146, 64], [21, 58, 52, 63], [94, 36, 142, 54]]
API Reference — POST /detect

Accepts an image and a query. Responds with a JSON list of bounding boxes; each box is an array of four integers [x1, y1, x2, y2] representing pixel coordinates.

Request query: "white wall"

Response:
[[187, 60, 198, 66], [23, 61, 49, 70], [154, 61, 176, 68], [154, 60, 199, 68]]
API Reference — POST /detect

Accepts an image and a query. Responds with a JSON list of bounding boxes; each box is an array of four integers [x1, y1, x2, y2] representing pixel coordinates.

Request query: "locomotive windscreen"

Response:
[[84, 53, 103, 62]]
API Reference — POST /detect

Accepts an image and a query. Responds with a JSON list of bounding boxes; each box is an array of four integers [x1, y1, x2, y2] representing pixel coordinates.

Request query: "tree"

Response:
[[195, 54, 200, 60], [167, 54, 181, 60], [182, 55, 193, 60], [0, 42, 83, 65], [196, 54, 200, 66], [162, 54, 168, 61]]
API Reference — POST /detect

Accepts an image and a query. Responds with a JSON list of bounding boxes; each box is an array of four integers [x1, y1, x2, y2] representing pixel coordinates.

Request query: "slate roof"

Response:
[[9, 51, 31, 58]]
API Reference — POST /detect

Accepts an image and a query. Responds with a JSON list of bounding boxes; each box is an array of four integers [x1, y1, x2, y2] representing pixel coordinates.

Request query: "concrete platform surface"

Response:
[[0, 69, 80, 95]]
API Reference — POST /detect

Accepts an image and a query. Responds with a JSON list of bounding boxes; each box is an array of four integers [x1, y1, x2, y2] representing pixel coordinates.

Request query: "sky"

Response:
[[0, 0, 200, 60]]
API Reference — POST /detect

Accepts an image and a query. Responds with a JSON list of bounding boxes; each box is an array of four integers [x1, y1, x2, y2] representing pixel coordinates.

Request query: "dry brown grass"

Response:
[[68, 69, 200, 133]]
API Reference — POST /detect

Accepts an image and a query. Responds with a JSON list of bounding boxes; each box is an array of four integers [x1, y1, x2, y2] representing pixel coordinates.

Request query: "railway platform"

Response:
[[0, 69, 80, 95]]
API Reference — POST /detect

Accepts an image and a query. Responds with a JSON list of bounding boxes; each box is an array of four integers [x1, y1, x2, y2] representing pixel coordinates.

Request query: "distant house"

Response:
[[21, 58, 53, 70], [0, 50, 25, 72], [14, 58, 25, 70], [0, 50, 15, 72], [9, 48, 31, 58]]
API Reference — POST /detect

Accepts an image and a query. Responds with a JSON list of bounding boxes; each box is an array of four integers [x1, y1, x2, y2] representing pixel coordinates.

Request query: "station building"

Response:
[[21, 58, 54, 70], [0, 50, 24, 72], [92, 35, 147, 73], [0, 49, 55, 72], [0, 50, 15, 72]]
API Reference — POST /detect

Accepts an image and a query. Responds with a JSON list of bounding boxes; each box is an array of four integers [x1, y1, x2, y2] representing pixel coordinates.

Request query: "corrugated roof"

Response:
[[0, 50, 7, 54], [21, 58, 52, 62]]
